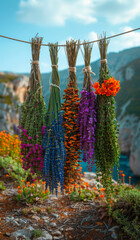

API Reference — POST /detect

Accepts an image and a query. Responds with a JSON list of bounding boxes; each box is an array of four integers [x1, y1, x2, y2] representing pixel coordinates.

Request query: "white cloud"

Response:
[[17, 0, 140, 26], [95, 0, 140, 24], [88, 31, 98, 41], [17, 0, 96, 26], [111, 26, 140, 51]]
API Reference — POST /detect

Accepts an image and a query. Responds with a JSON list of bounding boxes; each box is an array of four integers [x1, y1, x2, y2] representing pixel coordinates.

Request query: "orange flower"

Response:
[[23, 186, 26, 189], [42, 181, 46, 185], [18, 190, 22, 194], [100, 188, 106, 191], [43, 191, 46, 194], [21, 180, 24, 182], [129, 176, 131, 179], [122, 174, 125, 177], [5, 174, 9, 177], [93, 187, 97, 190], [31, 183, 35, 187], [85, 182, 89, 187], [18, 186, 21, 189], [100, 194, 104, 198], [93, 78, 120, 97]]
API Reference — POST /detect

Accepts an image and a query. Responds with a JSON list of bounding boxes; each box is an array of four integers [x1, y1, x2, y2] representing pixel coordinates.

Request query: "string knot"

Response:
[[69, 67, 76, 73], [51, 65, 58, 68], [100, 59, 107, 64], [82, 65, 96, 76], [31, 60, 39, 65]]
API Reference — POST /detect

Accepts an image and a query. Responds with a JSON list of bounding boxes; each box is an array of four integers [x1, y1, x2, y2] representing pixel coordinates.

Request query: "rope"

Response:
[[82, 65, 96, 76], [50, 83, 60, 90], [100, 59, 107, 64], [51, 65, 58, 68], [31, 60, 39, 65], [69, 67, 76, 73], [0, 27, 140, 47]]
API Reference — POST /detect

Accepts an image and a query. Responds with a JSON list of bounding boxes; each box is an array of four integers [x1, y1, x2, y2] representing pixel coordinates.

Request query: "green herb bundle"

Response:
[[19, 36, 46, 175], [95, 34, 120, 210]]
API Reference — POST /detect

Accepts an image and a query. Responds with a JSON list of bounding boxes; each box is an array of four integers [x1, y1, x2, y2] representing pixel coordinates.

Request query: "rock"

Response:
[[0, 73, 29, 134], [111, 232, 118, 239], [12, 220, 20, 226], [36, 230, 52, 240], [51, 213, 59, 218], [41, 216, 49, 220], [53, 237, 60, 240], [49, 222, 56, 227], [5, 232, 11, 237], [118, 115, 140, 176], [63, 212, 68, 216], [19, 219, 28, 225], [84, 172, 96, 180], [109, 226, 119, 232], [65, 227, 74, 231], [125, 67, 135, 81], [129, 122, 140, 176], [3, 188, 18, 196], [53, 230, 62, 236], [44, 220, 49, 224], [32, 215, 40, 221], [10, 226, 34, 240], [6, 216, 14, 222]]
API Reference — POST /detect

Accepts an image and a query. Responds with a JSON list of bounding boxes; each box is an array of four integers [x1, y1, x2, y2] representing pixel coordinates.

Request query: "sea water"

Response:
[[80, 155, 140, 185]]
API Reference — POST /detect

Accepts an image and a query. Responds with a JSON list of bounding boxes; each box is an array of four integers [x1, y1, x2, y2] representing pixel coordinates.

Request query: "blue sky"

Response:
[[0, 0, 140, 73]]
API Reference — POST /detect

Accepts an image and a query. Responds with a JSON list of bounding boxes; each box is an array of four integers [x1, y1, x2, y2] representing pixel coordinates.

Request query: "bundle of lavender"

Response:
[[77, 42, 97, 171]]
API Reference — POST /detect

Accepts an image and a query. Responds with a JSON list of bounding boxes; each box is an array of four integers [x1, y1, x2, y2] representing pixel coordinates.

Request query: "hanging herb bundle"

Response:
[[19, 36, 46, 175], [93, 34, 120, 209], [61, 40, 81, 189], [43, 43, 66, 195], [77, 42, 97, 171]]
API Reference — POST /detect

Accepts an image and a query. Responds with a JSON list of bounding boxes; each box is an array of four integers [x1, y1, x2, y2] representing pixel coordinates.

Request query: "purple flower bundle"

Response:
[[77, 89, 97, 171], [19, 126, 46, 175]]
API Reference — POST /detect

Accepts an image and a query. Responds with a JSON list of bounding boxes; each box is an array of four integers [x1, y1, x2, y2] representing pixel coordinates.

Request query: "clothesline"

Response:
[[0, 27, 140, 47]]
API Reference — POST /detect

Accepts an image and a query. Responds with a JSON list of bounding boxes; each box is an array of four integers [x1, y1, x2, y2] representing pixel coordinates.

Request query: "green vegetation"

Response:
[[0, 181, 6, 191], [70, 189, 95, 201], [0, 156, 31, 185], [111, 184, 140, 239], [46, 206, 54, 214], [0, 94, 12, 105], [0, 74, 17, 83], [31, 229, 43, 239]]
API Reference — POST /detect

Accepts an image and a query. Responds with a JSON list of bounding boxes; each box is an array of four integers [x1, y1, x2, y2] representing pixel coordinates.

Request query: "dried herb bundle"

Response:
[[94, 34, 120, 209], [62, 40, 81, 189], [78, 43, 97, 171], [19, 36, 46, 175], [43, 43, 66, 195]]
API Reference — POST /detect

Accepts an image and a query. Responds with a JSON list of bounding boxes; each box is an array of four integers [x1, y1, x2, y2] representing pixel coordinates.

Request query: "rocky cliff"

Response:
[[0, 73, 29, 134], [0, 46, 140, 176]]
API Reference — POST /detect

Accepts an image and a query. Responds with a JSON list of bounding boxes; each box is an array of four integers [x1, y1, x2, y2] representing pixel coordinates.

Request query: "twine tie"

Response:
[[69, 67, 76, 73], [100, 59, 107, 64], [82, 65, 96, 76]]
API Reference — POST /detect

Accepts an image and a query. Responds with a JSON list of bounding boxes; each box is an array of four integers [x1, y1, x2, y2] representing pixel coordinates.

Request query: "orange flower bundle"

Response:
[[93, 77, 120, 96], [61, 40, 81, 188]]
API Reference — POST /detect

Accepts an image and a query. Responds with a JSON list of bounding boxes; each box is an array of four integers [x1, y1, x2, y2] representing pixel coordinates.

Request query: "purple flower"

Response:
[[28, 136, 32, 140]]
